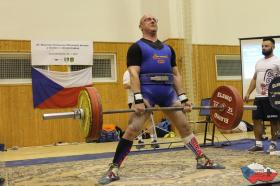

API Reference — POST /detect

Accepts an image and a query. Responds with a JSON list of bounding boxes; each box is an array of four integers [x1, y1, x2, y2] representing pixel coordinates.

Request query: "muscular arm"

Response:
[[172, 66, 185, 95], [128, 65, 147, 112], [123, 71, 131, 89], [244, 72, 257, 101], [128, 66, 141, 93]]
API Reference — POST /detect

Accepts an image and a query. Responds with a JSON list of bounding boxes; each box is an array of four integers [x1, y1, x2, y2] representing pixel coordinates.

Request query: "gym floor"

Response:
[[0, 129, 256, 162], [2, 129, 280, 186]]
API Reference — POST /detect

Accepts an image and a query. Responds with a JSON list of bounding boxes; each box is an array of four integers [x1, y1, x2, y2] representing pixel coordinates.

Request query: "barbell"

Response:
[[43, 85, 258, 140]]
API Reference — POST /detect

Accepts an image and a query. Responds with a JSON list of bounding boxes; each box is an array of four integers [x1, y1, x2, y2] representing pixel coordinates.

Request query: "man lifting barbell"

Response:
[[98, 14, 225, 185], [42, 15, 257, 186], [244, 37, 280, 153]]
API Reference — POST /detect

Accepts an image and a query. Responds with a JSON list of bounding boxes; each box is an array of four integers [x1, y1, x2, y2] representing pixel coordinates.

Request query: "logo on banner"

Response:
[[31, 41, 93, 65]]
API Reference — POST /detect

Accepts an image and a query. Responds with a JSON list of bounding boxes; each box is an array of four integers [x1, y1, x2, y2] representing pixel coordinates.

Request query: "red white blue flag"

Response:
[[32, 67, 93, 108], [241, 162, 278, 184]]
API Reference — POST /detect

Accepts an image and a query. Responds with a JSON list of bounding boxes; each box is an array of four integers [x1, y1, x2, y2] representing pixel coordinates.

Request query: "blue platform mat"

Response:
[[4, 138, 280, 168], [222, 138, 280, 151]]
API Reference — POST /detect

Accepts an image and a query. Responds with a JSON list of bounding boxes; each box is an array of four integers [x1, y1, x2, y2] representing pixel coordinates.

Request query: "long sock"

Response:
[[182, 133, 204, 158], [113, 138, 133, 167]]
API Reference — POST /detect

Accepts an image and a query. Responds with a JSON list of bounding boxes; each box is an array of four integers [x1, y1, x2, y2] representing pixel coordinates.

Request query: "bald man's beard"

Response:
[[262, 48, 273, 57]]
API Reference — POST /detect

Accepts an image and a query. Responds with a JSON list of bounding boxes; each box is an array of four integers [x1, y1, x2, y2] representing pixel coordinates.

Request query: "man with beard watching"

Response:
[[244, 37, 280, 153]]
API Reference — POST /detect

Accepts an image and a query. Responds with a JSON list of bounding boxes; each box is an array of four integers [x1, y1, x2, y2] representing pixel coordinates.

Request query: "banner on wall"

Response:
[[31, 67, 93, 108], [31, 41, 93, 65]]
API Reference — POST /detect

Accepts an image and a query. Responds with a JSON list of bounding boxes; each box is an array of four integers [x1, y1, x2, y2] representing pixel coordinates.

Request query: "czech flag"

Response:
[[32, 67, 93, 108], [241, 163, 278, 184]]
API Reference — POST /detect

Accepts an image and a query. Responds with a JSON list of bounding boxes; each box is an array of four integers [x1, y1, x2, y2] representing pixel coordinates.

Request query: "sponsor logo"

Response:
[[217, 92, 232, 102], [152, 54, 168, 64]]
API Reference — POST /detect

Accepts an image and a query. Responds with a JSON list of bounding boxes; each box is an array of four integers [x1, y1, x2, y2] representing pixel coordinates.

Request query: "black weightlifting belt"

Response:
[[140, 73, 174, 85]]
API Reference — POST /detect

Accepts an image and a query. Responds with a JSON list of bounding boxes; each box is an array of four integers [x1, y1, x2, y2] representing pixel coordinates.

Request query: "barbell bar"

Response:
[[43, 105, 257, 119], [42, 85, 258, 140]]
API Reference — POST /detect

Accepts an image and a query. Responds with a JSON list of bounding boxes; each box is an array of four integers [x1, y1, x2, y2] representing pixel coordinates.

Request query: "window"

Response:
[[0, 53, 48, 84], [70, 53, 117, 82], [0, 52, 116, 84], [215, 55, 241, 80]]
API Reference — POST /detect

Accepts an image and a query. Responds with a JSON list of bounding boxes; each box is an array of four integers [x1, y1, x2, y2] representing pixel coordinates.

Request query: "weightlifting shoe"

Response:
[[151, 140, 160, 149], [248, 145, 263, 152], [98, 163, 120, 185], [136, 140, 145, 149], [196, 154, 225, 169]]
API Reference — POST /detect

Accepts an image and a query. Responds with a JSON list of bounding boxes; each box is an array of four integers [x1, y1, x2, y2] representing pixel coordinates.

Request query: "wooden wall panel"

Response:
[[0, 40, 30, 52], [0, 41, 167, 148], [192, 45, 252, 125], [0, 40, 252, 148]]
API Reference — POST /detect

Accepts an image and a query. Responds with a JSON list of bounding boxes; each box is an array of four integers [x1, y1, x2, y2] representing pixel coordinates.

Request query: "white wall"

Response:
[[140, 0, 170, 40], [0, 0, 182, 42], [140, 0, 185, 40], [2, 0, 278, 45], [192, 0, 280, 45], [0, 0, 142, 41], [168, 0, 184, 39]]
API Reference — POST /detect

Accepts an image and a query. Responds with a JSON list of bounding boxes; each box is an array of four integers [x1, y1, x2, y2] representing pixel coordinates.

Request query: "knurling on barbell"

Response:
[[42, 86, 258, 140]]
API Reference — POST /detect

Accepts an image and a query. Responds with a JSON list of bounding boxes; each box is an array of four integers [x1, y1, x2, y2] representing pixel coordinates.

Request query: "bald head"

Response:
[[138, 14, 158, 37], [139, 14, 158, 27]]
